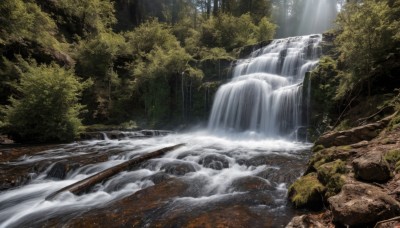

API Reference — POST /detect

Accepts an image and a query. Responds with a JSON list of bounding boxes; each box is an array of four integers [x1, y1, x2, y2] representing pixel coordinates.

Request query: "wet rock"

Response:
[[160, 161, 197, 176], [286, 214, 326, 228], [49, 178, 190, 227], [353, 152, 391, 182], [46, 161, 70, 179], [328, 182, 400, 226], [245, 154, 288, 167], [199, 154, 229, 170], [142, 172, 171, 184], [176, 151, 200, 159], [305, 146, 357, 174], [256, 167, 303, 184], [315, 119, 389, 147], [288, 173, 326, 209], [230, 176, 274, 192], [316, 160, 347, 197], [375, 217, 400, 228]]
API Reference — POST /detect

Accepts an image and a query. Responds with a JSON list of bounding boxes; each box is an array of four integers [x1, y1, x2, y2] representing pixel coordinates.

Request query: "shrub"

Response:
[[3, 60, 90, 142]]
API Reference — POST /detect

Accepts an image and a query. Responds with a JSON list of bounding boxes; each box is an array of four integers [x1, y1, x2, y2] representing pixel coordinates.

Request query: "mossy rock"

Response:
[[317, 159, 347, 197], [288, 173, 326, 209], [384, 149, 400, 173], [306, 146, 356, 174], [312, 144, 325, 153]]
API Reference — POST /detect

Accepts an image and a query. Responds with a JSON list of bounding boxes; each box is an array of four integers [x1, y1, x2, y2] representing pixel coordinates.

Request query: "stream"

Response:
[[0, 132, 311, 227]]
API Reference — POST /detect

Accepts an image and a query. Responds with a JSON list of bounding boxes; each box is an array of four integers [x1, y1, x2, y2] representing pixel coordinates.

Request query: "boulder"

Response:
[[230, 176, 274, 192], [160, 161, 198, 176], [328, 182, 400, 226], [286, 214, 327, 228], [46, 161, 70, 179], [352, 152, 391, 182], [315, 120, 389, 147], [141, 172, 171, 185], [288, 173, 326, 209], [199, 154, 229, 170]]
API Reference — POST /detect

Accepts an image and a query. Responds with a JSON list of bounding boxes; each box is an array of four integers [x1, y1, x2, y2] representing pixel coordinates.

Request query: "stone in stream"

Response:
[[160, 161, 198, 176], [352, 151, 392, 182], [230, 176, 274, 192], [328, 182, 400, 226], [46, 160, 70, 180], [199, 154, 229, 170], [142, 172, 172, 184]]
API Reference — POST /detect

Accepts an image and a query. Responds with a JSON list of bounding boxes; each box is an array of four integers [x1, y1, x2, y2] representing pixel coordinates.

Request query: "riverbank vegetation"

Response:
[[0, 0, 278, 142], [0, 0, 399, 143], [308, 0, 400, 137]]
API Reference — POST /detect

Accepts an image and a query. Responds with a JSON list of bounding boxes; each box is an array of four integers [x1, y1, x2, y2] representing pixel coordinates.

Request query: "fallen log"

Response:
[[45, 143, 185, 201]]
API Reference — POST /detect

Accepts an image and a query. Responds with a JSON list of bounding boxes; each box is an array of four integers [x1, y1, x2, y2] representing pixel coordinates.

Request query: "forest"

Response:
[[0, 0, 399, 143], [2, 1, 400, 227]]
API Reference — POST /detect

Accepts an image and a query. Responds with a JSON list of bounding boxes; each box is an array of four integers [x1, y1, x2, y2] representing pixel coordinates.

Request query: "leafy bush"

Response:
[[3, 60, 90, 142], [335, 0, 399, 98], [0, 0, 58, 47], [200, 13, 276, 50]]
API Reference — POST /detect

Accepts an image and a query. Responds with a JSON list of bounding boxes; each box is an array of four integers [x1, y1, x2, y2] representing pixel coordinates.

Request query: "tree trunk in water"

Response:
[[45, 144, 185, 201]]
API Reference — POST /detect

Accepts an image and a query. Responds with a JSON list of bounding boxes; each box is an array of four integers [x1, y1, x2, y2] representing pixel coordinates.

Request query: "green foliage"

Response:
[[0, 0, 58, 47], [125, 20, 180, 55], [75, 32, 128, 121], [200, 13, 276, 50], [335, 0, 399, 98], [2, 60, 90, 142], [307, 56, 340, 139], [133, 45, 194, 124], [0, 0, 277, 132], [53, 0, 116, 36], [257, 17, 276, 41]]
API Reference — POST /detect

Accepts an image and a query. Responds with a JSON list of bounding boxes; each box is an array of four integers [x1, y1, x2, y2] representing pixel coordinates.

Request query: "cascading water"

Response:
[[208, 34, 322, 139], [0, 35, 323, 227]]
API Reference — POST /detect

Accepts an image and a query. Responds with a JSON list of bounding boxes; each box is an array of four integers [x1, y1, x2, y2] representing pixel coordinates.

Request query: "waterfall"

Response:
[[208, 34, 322, 138]]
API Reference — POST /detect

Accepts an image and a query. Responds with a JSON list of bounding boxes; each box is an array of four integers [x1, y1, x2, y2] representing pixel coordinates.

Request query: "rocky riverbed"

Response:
[[0, 132, 312, 227]]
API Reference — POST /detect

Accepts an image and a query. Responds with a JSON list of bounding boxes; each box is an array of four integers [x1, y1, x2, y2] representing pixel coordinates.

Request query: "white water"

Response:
[[208, 34, 322, 138], [0, 35, 323, 226], [0, 133, 311, 227]]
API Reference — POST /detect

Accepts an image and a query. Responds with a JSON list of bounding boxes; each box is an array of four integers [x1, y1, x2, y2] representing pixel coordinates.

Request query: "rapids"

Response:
[[0, 133, 311, 227], [0, 35, 322, 227]]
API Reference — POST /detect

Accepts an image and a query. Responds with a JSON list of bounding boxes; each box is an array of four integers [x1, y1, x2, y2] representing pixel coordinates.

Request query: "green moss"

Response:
[[385, 149, 400, 173], [338, 145, 352, 151], [312, 144, 325, 153], [335, 119, 351, 131], [395, 160, 400, 172], [385, 149, 400, 163], [288, 173, 326, 208], [317, 159, 347, 197]]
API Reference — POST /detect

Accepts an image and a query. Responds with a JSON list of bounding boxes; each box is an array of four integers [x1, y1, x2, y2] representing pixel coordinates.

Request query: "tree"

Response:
[[3, 61, 90, 142], [335, 0, 397, 98]]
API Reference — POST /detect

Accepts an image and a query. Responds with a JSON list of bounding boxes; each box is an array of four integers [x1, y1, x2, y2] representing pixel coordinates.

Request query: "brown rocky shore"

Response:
[[287, 114, 400, 227]]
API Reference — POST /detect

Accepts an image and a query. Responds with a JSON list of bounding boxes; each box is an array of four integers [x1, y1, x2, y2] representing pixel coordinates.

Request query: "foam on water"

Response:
[[0, 132, 311, 227]]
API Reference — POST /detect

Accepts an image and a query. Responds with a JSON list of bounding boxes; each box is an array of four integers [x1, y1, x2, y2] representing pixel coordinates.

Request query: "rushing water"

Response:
[[208, 34, 322, 138], [0, 133, 311, 227], [0, 35, 322, 227]]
